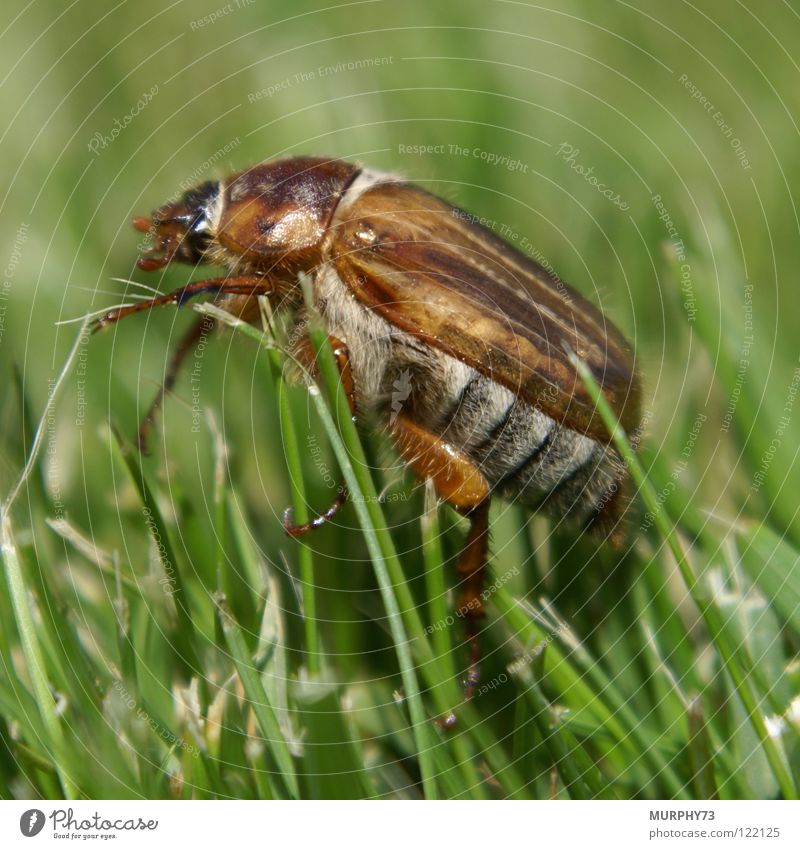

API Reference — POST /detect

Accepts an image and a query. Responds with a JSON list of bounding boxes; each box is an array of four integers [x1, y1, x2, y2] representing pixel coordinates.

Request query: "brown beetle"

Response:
[[97, 156, 641, 695]]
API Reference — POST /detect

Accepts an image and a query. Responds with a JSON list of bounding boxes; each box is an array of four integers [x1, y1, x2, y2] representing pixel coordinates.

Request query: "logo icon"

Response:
[[389, 368, 413, 424], [19, 809, 45, 837]]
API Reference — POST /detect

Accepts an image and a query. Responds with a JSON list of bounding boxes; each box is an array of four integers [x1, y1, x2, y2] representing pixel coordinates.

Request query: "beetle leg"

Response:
[[390, 413, 491, 700], [136, 314, 216, 454], [283, 336, 356, 537], [294, 334, 357, 417], [283, 485, 348, 537], [455, 500, 491, 699], [328, 336, 357, 419], [91, 275, 274, 331]]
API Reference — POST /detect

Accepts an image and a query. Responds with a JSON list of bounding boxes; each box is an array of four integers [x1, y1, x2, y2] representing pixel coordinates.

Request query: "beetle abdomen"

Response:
[[409, 353, 623, 522], [314, 263, 623, 524]]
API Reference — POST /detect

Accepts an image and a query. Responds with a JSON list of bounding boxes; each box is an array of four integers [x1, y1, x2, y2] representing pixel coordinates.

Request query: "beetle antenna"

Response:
[[55, 303, 137, 326], [136, 314, 216, 454], [73, 285, 152, 302], [110, 277, 164, 297]]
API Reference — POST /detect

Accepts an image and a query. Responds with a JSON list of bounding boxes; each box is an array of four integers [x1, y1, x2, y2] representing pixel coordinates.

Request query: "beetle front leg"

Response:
[[91, 275, 275, 331], [283, 335, 355, 537], [136, 314, 216, 453], [390, 412, 491, 702], [94, 274, 277, 448]]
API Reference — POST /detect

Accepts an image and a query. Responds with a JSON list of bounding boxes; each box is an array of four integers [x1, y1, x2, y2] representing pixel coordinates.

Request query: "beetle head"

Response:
[[133, 181, 220, 271]]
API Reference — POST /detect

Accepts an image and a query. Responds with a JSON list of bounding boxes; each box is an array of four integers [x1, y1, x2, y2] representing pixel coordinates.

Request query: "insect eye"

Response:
[[181, 181, 218, 212], [175, 180, 220, 233], [192, 230, 213, 251], [189, 212, 210, 233]]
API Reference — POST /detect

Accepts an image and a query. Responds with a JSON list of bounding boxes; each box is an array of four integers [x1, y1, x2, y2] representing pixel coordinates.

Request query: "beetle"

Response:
[[96, 155, 641, 697]]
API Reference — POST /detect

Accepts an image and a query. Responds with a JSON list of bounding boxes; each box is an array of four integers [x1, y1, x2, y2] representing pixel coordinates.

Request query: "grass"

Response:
[[1, 0, 800, 800], [2, 257, 799, 798]]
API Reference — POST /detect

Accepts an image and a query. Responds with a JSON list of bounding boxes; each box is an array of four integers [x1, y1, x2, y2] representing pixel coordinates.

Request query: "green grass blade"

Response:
[[569, 348, 798, 801], [111, 426, 203, 678], [293, 678, 375, 798], [217, 597, 299, 799], [738, 522, 800, 634], [0, 319, 91, 798]]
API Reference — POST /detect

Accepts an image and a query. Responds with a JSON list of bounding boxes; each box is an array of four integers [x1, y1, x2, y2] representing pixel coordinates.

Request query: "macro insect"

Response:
[[95, 156, 641, 697]]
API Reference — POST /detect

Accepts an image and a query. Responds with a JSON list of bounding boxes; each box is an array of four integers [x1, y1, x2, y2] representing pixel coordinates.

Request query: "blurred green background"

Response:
[[1, 0, 799, 800]]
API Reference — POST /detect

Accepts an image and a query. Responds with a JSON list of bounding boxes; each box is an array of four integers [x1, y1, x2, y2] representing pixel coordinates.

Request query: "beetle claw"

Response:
[[433, 711, 458, 730], [283, 485, 348, 537]]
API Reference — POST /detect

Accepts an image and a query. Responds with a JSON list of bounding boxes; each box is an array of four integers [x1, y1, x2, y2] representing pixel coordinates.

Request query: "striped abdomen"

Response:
[[402, 349, 625, 525]]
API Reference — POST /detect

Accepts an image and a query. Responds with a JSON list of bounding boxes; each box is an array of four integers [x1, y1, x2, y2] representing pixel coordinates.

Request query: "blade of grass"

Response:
[[202, 301, 322, 675], [687, 696, 719, 799], [569, 346, 798, 800], [225, 490, 266, 597], [421, 483, 457, 688], [1, 318, 91, 798], [304, 319, 442, 800], [277, 387, 322, 675], [0, 520, 79, 798], [216, 596, 299, 799], [293, 677, 375, 798], [197, 304, 447, 797], [206, 412, 257, 636], [738, 521, 800, 634], [302, 287, 538, 798], [492, 585, 687, 797], [197, 298, 528, 799], [511, 652, 591, 799], [111, 426, 203, 680]]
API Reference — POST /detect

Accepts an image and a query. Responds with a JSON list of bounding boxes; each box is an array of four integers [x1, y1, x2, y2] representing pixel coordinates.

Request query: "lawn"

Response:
[[0, 0, 799, 799]]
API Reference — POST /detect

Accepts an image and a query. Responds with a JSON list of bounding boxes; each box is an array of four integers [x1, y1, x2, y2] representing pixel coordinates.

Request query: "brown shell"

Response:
[[217, 156, 360, 268], [330, 181, 640, 443]]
